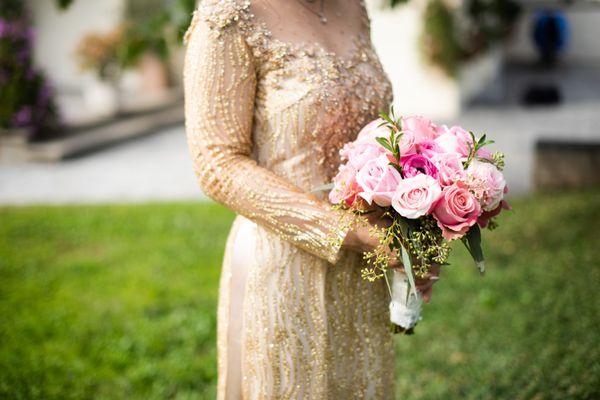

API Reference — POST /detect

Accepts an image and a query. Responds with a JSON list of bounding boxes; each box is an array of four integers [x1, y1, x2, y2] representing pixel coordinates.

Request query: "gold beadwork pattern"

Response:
[[184, 0, 395, 398]]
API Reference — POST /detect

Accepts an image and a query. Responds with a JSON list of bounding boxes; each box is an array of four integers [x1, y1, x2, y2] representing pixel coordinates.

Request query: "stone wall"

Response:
[[535, 140, 600, 189]]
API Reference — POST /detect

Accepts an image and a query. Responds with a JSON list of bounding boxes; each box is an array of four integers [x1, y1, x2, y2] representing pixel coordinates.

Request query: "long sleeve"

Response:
[[183, 12, 350, 264]]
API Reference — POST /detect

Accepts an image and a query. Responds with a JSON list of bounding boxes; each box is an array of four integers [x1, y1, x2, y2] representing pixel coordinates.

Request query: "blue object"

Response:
[[532, 10, 569, 63]]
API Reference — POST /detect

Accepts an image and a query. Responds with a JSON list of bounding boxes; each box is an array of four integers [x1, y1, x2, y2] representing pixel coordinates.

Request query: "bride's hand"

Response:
[[414, 264, 441, 303], [342, 210, 403, 269], [342, 210, 441, 302]]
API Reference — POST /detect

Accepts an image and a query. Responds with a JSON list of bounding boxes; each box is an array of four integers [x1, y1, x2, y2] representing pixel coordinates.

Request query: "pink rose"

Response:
[[435, 125, 473, 157], [356, 155, 402, 207], [402, 116, 439, 140], [391, 174, 442, 219], [416, 139, 443, 158], [399, 131, 418, 156], [431, 152, 466, 187], [356, 118, 390, 142], [329, 164, 360, 206], [476, 147, 493, 161], [341, 141, 387, 172], [340, 119, 391, 171], [477, 200, 511, 228], [466, 160, 506, 211], [400, 153, 439, 179], [433, 182, 481, 240]]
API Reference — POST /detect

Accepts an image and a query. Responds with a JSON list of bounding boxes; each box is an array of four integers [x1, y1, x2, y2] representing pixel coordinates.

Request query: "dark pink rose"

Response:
[[400, 153, 439, 179], [433, 182, 481, 240], [477, 200, 511, 228]]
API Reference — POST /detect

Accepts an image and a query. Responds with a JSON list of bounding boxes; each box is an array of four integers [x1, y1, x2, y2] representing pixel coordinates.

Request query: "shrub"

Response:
[[0, 0, 61, 141]]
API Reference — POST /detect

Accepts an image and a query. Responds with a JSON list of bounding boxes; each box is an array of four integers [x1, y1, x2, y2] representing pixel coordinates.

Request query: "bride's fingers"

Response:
[[388, 257, 403, 270], [422, 286, 433, 303], [416, 280, 434, 293]]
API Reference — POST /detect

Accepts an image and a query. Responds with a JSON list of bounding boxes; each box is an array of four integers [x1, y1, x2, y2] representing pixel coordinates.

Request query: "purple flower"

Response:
[[12, 106, 32, 127], [0, 19, 10, 38], [401, 153, 439, 179], [25, 27, 35, 41], [17, 48, 31, 63], [38, 83, 53, 106], [25, 68, 36, 81]]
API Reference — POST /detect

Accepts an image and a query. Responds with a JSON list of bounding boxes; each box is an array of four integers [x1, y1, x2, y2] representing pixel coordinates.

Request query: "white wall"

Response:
[[367, 1, 459, 118], [367, 0, 500, 119], [28, 0, 126, 92]]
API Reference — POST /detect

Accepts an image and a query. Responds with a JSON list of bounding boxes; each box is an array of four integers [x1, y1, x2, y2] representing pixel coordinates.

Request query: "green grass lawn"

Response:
[[0, 191, 599, 399]]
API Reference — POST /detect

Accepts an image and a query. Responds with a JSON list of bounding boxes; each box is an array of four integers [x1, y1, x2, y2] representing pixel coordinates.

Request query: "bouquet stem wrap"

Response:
[[389, 269, 423, 330]]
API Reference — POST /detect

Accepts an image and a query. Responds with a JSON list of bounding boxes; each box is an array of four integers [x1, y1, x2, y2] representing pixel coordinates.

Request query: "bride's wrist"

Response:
[[342, 226, 375, 253]]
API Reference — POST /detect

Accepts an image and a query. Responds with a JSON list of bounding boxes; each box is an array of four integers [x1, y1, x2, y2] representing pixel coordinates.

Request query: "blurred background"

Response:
[[0, 0, 598, 399]]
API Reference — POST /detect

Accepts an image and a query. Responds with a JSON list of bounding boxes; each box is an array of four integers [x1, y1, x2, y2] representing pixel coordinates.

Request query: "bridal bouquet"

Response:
[[328, 109, 509, 333]]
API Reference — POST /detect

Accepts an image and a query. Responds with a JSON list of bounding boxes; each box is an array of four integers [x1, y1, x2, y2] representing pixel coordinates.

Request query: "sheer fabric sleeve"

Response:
[[183, 12, 351, 264]]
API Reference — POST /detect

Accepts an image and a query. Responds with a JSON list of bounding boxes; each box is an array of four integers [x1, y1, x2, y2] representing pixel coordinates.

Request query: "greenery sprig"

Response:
[[464, 131, 494, 168]]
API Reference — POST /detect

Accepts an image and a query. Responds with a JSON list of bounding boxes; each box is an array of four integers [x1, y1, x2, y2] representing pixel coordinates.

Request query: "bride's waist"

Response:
[[254, 156, 332, 196]]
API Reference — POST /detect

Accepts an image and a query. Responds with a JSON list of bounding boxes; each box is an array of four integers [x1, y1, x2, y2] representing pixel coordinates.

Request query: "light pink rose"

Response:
[[340, 119, 391, 171], [476, 147, 493, 161], [416, 139, 443, 158], [399, 131, 418, 156], [329, 164, 361, 206], [402, 116, 439, 140], [356, 155, 402, 207], [432, 152, 467, 187], [356, 118, 390, 142], [433, 182, 481, 240], [391, 174, 442, 219], [400, 153, 439, 179], [435, 125, 473, 157], [341, 141, 387, 172], [466, 160, 506, 211]]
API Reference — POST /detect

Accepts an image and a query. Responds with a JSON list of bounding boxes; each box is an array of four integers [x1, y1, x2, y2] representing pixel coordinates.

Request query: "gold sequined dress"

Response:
[[184, 1, 395, 398]]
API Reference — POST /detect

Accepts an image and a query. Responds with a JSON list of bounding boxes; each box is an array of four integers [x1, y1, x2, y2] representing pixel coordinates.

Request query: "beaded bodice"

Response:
[[187, 0, 392, 182], [184, 0, 392, 263]]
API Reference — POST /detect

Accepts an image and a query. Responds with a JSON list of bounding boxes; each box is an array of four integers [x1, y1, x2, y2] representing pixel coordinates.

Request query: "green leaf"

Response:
[[310, 183, 335, 194], [469, 131, 476, 145], [56, 0, 75, 9], [379, 111, 395, 126], [376, 137, 393, 152], [400, 245, 419, 299], [465, 225, 485, 275]]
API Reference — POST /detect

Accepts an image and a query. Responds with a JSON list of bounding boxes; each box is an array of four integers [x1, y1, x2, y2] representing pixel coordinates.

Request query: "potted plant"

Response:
[[75, 26, 125, 117]]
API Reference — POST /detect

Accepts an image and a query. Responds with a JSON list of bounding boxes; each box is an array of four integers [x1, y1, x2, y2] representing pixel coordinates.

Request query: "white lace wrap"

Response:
[[389, 269, 423, 329]]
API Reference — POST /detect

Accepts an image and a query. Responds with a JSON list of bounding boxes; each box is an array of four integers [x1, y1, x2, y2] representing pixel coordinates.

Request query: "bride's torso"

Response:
[[197, 0, 392, 190]]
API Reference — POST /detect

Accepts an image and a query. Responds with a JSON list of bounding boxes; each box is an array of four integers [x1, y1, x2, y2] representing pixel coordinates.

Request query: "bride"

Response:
[[184, 0, 439, 398]]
